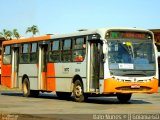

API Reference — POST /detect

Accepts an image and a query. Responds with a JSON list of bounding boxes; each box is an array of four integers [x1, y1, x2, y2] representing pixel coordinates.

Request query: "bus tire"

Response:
[[22, 78, 31, 97], [117, 93, 132, 103], [73, 80, 86, 102], [22, 78, 39, 97]]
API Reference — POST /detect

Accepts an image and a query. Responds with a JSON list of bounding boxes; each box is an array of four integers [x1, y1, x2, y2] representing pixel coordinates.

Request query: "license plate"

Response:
[[131, 84, 140, 88]]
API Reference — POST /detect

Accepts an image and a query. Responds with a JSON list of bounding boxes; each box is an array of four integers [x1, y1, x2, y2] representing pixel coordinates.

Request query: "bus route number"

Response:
[[75, 68, 80, 72], [63, 68, 69, 74]]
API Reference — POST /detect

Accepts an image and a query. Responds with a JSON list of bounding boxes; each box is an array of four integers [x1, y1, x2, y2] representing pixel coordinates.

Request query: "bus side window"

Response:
[[72, 37, 86, 62], [30, 43, 38, 63], [3, 45, 11, 64], [62, 39, 72, 62], [20, 44, 29, 63], [49, 40, 60, 62]]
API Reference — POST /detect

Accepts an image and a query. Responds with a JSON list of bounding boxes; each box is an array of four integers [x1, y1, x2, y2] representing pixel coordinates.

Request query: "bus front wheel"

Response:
[[117, 93, 132, 103], [73, 80, 87, 102]]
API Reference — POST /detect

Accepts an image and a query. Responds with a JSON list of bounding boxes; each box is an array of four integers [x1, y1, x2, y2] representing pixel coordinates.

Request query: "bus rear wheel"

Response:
[[73, 80, 87, 102], [22, 78, 30, 97], [117, 93, 132, 103], [22, 78, 39, 97]]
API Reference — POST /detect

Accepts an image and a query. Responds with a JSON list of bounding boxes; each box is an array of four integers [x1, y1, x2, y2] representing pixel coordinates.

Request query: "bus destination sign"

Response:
[[109, 31, 150, 39]]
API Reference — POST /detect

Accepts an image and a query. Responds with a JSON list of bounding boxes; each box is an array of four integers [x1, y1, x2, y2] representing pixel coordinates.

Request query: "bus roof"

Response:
[[2, 35, 51, 45], [50, 27, 152, 39], [149, 29, 160, 32], [2, 27, 152, 45]]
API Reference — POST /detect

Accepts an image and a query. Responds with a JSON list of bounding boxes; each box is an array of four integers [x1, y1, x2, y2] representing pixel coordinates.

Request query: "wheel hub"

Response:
[[23, 83, 28, 94], [75, 85, 82, 97]]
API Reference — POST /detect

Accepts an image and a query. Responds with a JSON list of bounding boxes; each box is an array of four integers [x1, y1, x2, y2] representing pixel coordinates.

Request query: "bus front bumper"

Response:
[[103, 78, 158, 94]]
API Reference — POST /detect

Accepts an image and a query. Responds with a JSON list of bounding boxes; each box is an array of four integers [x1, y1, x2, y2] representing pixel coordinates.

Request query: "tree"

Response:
[[0, 29, 7, 39], [0, 29, 13, 40], [26, 25, 39, 37], [13, 29, 20, 39], [6, 30, 13, 40]]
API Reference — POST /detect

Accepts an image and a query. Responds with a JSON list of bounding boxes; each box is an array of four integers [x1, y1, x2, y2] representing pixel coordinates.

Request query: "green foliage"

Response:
[[13, 29, 20, 39], [0, 29, 13, 40], [0, 25, 39, 40], [0, 29, 21, 40], [26, 25, 39, 37]]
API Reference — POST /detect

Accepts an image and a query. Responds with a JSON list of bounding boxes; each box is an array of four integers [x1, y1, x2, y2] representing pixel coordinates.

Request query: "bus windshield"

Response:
[[107, 39, 156, 76]]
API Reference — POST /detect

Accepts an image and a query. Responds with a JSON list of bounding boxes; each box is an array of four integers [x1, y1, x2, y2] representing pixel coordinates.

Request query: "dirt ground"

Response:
[[0, 85, 160, 120], [0, 85, 59, 120], [0, 113, 61, 120]]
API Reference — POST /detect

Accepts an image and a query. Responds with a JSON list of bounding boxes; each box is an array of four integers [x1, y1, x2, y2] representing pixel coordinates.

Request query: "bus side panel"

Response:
[[54, 63, 72, 92], [54, 62, 87, 92], [18, 64, 38, 90], [46, 63, 56, 91], [1, 64, 12, 88]]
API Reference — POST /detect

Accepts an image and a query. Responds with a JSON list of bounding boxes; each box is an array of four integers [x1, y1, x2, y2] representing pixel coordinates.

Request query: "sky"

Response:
[[0, 0, 160, 37]]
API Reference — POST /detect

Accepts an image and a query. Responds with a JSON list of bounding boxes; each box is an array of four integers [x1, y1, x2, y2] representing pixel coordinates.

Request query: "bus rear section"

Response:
[[0, 37, 6, 84]]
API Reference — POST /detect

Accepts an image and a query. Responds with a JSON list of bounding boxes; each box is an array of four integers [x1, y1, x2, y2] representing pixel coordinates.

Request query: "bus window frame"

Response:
[[61, 38, 72, 62], [49, 39, 61, 63], [72, 37, 86, 62], [48, 36, 86, 63], [30, 42, 38, 64], [3, 45, 12, 64], [19, 43, 30, 64]]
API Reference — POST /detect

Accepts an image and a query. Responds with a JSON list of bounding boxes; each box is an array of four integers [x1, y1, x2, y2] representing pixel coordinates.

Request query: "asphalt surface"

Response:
[[0, 86, 160, 120]]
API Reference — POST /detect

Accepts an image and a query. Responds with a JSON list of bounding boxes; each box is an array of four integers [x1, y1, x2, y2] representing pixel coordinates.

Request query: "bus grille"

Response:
[[116, 86, 151, 91]]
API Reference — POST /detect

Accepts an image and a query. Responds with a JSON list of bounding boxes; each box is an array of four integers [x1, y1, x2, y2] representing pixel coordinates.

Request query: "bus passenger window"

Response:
[[30, 43, 38, 63], [20, 44, 29, 63], [49, 40, 60, 62], [72, 37, 86, 62], [73, 50, 84, 62], [62, 39, 72, 62], [3, 46, 11, 64]]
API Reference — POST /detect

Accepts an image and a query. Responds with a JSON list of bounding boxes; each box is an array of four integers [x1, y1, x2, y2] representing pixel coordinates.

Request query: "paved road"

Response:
[[0, 87, 160, 120]]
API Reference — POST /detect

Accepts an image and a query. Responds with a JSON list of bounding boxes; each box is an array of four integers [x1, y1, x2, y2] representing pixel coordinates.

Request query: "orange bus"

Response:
[[150, 29, 160, 86], [0, 37, 6, 84], [1, 27, 159, 103]]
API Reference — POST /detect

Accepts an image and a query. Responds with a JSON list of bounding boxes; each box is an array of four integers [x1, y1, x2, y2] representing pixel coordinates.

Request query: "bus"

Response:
[[0, 37, 6, 84], [150, 29, 160, 86], [1, 27, 158, 103]]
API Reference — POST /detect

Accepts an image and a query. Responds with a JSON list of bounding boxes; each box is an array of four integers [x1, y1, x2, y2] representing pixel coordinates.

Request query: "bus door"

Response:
[[87, 40, 102, 92], [11, 46, 19, 88], [38, 44, 48, 90]]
